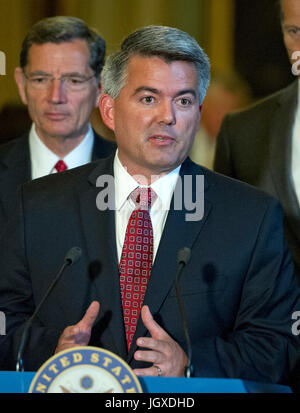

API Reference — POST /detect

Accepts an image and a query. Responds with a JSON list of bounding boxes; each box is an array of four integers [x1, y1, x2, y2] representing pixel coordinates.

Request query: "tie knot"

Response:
[[130, 187, 157, 210], [55, 160, 68, 173]]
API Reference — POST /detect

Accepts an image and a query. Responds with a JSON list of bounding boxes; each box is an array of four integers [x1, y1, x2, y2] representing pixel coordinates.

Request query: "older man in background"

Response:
[[0, 16, 115, 228]]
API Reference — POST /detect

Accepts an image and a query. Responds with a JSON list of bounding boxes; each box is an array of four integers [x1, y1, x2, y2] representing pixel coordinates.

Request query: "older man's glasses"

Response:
[[23, 73, 95, 92]]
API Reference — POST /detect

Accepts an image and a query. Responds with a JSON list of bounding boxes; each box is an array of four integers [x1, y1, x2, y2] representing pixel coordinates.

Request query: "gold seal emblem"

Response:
[[28, 346, 143, 393]]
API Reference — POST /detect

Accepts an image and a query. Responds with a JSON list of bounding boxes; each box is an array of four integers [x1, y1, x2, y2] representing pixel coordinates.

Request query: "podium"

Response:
[[0, 372, 292, 393]]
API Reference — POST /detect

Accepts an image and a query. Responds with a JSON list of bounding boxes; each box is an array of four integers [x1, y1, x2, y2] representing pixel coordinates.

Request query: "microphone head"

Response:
[[65, 247, 82, 265], [177, 247, 191, 265]]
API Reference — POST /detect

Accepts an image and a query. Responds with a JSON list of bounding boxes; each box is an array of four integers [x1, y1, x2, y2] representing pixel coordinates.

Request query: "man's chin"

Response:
[[37, 127, 79, 141], [144, 158, 183, 177]]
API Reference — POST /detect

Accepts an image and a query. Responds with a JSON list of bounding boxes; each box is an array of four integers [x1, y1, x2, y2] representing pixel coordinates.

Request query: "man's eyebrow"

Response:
[[133, 86, 160, 95], [174, 89, 197, 98], [133, 86, 197, 98], [283, 23, 300, 30], [27, 70, 87, 78], [26, 70, 51, 76]]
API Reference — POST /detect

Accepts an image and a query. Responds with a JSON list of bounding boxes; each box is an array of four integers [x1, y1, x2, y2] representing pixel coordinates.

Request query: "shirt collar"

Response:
[[113, 149, 181, 211], [114, 150, 141, 210], [29, 123, 94, 179], [64, 125, 94, 168], [151, 166, 180, 210]]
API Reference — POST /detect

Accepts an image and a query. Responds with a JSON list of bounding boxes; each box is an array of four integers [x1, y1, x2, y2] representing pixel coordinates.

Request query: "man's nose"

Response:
[[47, 78, 67, 103], [159, 100, 176, 125]]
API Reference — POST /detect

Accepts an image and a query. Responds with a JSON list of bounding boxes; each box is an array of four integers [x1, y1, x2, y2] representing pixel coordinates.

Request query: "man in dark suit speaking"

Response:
[[0, 16, 115, 229], [0, 25, 299, 385]]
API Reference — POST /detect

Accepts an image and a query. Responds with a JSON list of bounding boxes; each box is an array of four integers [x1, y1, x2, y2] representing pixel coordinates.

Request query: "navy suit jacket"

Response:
[[0, 130, 116, 230], [214, 80, 300, 284], [0, 155, 299, 385]]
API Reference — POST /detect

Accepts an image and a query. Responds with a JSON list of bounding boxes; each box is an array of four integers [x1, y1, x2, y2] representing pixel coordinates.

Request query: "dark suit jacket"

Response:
[[214, 80, 300, 283], [0, 155, 299, 385], [0, 130, 116, 230]]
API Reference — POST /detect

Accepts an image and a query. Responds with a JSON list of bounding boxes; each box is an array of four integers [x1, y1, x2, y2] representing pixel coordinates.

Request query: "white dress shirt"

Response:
[[291, 79, 300, 205], [29, 123, 94, 180], [114, 150, 181, 264]]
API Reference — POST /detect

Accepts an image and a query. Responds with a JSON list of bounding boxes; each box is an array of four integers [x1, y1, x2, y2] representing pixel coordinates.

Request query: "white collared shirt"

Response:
[[114, 150, 180, 264], [291, 79, 300, 204], [29, 123, 94, 180]]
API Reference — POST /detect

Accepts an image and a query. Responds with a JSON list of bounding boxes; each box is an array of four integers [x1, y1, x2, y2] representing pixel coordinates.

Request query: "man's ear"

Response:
[[98, 94, 115, 131], [14, 67, 28, 105]]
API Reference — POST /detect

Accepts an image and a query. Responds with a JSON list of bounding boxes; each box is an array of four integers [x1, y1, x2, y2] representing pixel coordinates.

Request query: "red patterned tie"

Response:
[[119, 187, 156, 350], [54, 160, 67, 173]]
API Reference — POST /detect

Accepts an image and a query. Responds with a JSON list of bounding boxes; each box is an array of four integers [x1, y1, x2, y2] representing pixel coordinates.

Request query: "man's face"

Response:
[[100, 55, 201, 180], [15, 39, 100, 142], [282, 0, 300, 64]]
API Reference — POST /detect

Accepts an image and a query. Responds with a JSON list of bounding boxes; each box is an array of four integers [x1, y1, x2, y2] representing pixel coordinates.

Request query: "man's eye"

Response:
[[179, 98, 192, 106], [66, 77, 84, 85], [287, 27, 300, 35], [142, 96, 155, 104], [32, 77, 48, 83]]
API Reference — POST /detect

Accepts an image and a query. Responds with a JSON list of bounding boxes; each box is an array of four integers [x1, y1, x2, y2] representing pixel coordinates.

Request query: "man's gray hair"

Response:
[[101, 25, 210, 103], [20, 16, 106, 78]]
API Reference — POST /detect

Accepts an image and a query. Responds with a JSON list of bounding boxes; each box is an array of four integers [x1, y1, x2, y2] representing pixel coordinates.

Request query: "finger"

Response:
[[133, 365, 161, 377], [55, 302, 100, 355], [77, 301, 100, 330], [134, 348, 164, 365], [136, 336, 164, 351]]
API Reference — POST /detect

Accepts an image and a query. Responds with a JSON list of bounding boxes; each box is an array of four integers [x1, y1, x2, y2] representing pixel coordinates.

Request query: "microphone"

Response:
[[175, 247, 193, 377], [16, 247, 82, 372]]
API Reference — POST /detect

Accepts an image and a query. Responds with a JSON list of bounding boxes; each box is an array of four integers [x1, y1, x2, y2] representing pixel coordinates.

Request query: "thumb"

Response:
[[77, 301, 100, 330], [141, 305, 168, 340]]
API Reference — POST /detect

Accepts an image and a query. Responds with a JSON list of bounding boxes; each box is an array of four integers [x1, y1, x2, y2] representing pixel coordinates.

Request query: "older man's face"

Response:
[[14, 39, 100, 144], [100, 55, 202, 181], [282, 0, 300, 70]]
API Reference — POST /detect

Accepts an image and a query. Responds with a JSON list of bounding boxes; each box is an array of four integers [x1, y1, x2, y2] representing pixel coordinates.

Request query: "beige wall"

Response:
[[0, 0, 36, 109], [0, 0, 235, 111], [56, 0, 206, 53], [207, 0, 235, 74]]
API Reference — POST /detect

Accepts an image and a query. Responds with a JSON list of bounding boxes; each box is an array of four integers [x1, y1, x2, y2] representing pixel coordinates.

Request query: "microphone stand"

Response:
[[175, 247, 193, 378], [16, 247, 81, 372]]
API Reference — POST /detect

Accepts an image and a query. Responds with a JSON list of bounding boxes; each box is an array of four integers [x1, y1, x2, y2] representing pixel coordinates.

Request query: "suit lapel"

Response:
[[79, 156, 213, 362], [0, 134, 31, 223], [0, 133, 31, 177], [78, 155, 127, 359], [268, 81, 300, 241], [127, 159, 212, 361]]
